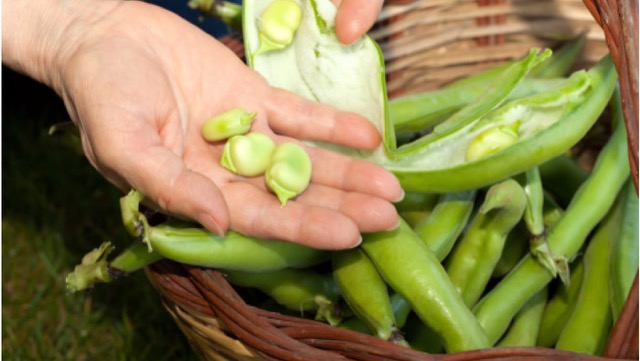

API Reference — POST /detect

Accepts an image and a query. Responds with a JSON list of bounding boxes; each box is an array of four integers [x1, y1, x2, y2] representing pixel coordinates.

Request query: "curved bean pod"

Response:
[[555, 193, 619, 355], [414, 190, 476, 261], [224, 268, 341, 323], [496, 287, 548, 347], [609, 178, 639, 321], [361, 218, 490, 353], [332, 248, 405, 344], [148, 224, 327, 272], [445, 179, 527, 307], [472, 96, 630, 343], [537, 256, 585, 348]]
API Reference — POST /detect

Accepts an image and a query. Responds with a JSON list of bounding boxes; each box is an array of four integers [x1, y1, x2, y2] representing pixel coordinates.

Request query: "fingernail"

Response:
[[394, 189, 405, 203], [199, 212, 226, 237], [387, 218, 401, 231], [349, 235, 363, 248]]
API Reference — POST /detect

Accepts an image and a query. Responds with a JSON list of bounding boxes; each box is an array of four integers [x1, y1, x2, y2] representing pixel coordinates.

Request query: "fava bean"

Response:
[[201, 108, 256, 141], [220, 132, 276, 177], [265, 142, 312, 205]]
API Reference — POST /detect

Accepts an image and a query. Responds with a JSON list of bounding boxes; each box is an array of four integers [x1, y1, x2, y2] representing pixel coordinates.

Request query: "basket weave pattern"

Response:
[[146, 1, 639, 360]]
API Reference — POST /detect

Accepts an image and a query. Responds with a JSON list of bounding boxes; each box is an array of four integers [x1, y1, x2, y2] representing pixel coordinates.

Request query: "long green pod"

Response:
[[609, 178, 639, 321], [537, 256, 585, 348], [119, 190, 327, 272], [395, 49, 551, 155], [413, 190, 476, 261], [361, 218, 490, 353], [224, 268, 341, 323], [390, 77, 565, 135], [148, 224, 327, 272], [445, 179, 527, 307], [390, 56, 617, 192], [332, 248, 405, 344], [472, 98, 630, 344], [555, 193, 620, 355], [496, 287, 548, 347]]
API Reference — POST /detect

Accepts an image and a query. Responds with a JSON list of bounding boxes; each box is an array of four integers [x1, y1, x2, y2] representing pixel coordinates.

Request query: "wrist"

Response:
[[2, 0, 119, 92]]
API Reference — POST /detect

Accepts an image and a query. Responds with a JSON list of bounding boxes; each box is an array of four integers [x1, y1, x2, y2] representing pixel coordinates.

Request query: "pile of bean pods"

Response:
[[65, 0, 639, 357]]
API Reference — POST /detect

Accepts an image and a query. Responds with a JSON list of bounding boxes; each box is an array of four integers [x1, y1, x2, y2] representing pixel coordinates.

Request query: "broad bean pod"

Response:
[[413, 190, 476, 261], [472, 95, 630, 343], [332, 248, 405, 344], [224, 268, 341, 324], [609, 178, 639, 321], [445, 179, 527, 307], [361, 218, 490, 353], [555, 192, 619, 355], [496, 287, 548, 347], [537, 256, 585, 348], [120, 190, 327, 272], [392, 34, 586, 134]]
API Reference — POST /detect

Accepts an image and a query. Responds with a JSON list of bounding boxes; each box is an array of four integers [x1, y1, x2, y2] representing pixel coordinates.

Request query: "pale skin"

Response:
[[3, 0, 399, 250]]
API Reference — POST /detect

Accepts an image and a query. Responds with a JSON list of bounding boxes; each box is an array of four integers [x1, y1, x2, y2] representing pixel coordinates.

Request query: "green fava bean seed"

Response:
[[266, 142, 312, 205], [465, 121, 520, 161], [221, 132, 276, 177], [256, 0, 302, 55], [201, 108, 256, 141]]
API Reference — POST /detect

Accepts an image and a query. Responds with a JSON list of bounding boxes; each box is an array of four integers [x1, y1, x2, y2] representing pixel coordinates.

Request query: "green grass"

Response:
[[2, 68, 200, 360]]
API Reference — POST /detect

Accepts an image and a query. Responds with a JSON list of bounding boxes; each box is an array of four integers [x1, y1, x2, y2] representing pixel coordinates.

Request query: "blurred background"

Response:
[[2, 1, 237, 360]]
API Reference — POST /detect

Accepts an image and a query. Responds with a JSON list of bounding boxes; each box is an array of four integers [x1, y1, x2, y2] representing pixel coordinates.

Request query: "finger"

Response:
[[305, 145, 404, 202], [295, 183, 399, 233], [264, 87, 381, 150], [334, 0, 384, 45], [223, 182, 363, 250]]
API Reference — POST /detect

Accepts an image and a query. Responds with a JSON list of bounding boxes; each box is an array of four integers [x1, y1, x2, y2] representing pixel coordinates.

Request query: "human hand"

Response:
[[3, 0, 401, 249]]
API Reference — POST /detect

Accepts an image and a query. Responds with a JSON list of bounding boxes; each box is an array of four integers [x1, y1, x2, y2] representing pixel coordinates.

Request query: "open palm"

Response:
[[56, 0, 401, 249]]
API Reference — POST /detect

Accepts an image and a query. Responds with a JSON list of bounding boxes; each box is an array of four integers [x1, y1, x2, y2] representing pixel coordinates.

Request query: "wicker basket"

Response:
[[146, 0, 639, 360]]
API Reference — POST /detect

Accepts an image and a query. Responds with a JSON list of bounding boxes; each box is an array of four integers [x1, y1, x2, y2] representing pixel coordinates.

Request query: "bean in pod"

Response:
[[255, 0, 303, 55], [332, 248, 406, 345], [361, 218, 491, 353]]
